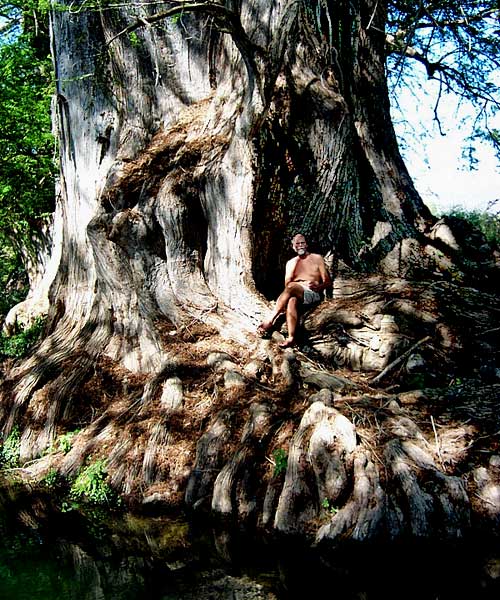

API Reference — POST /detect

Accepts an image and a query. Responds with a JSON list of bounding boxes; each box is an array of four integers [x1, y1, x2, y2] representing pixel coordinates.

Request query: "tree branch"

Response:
[[386, 33, 444, 78], [369, 336, 431, 385], [414, 8, 500, 30], [105, 1, 262, 57]]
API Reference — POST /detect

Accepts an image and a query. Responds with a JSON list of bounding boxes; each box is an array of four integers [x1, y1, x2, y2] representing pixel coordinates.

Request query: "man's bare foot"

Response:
[[279, 337, 296, 348], [257, 321, 273, 337]]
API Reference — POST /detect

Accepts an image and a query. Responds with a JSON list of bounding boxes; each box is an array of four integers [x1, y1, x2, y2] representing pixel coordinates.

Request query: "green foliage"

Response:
[[444, 206, 500, 247], [45, 429, 81, 456], [0, 317, 45, 359], [0, 426, 21, 469], [0, 246, 27, 317], [0, 3, 56, 312], [272, 448, 288, 477], [169, 13, 182, 25], [55, 430, 81, 454], [128, 31, 141, 47], [68, 459, 119, 507], [449, 376, 463, 388], [0, 37, 56, 226], [42, 468, 61, 488], [321, 497, 338, 515], [405, 373, 427, 390]]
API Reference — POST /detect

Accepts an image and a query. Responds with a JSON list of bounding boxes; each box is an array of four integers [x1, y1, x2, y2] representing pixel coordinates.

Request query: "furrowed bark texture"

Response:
[[183, 392, 476, 546], [7, 1, 439, 377], [6, 1, 495, 545]]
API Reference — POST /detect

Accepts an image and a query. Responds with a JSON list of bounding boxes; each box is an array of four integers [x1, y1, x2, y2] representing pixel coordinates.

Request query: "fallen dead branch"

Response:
[[369, 336, 431, 385]]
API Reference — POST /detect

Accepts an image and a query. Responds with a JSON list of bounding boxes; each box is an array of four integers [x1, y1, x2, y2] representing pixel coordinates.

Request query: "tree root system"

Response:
[[1, 276, 499, 552]]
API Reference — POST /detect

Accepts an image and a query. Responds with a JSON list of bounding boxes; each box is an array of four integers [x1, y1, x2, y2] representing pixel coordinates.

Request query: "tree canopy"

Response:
[[386, 0, 500, 156]]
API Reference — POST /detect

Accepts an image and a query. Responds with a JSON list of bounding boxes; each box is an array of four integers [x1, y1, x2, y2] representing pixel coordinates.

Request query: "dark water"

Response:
[[1, 484, 500, 600]]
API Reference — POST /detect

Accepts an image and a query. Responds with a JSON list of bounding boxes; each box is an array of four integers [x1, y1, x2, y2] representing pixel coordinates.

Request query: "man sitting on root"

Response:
[[258, 233, 332, 348]]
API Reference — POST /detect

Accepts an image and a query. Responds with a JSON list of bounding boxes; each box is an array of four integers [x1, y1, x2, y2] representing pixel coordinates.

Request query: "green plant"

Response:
[[444, 206, 500, 247], [406, 373, 426, 389], [0, 426, 21, 468], [322, 498, 338, 515], [0, 246, 28, 317], [44, 429, 80, 458], [55, 429, 81, 454], [449, 376, 463, 387], [42, 468, 60, 488], [169, 13, 182, 25], [272, 448, 288, 477], [128, 31, 141, 47], [68, 459, 119, 507], [0, 5, 56, 328], [0, 317, 45, 359]]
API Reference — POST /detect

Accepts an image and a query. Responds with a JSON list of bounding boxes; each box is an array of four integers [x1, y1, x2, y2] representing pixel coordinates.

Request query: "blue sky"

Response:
[[405, 127, 500, 215], [391, 82, 500, 216]]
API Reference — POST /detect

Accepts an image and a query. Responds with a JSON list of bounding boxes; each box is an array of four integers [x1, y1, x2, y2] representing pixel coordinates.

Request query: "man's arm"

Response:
[[284, 257, 298, 286]]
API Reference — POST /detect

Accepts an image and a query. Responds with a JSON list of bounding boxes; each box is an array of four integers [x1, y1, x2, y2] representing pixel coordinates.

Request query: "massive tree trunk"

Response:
[[45, 0, 436, 340], [26, 1, 434, 354], [2, 0, 499, 554]]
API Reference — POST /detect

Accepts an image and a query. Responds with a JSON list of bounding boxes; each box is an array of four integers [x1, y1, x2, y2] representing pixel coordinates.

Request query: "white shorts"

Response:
[[300, 284, 321, 305]]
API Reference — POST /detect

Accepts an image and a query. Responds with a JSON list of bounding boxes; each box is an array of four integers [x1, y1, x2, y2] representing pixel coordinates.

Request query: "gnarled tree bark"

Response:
[[1, 0, 499, 555]]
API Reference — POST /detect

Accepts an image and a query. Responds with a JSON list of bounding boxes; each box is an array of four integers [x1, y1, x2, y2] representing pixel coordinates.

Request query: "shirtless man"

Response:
[[258, 233, 332, 348]]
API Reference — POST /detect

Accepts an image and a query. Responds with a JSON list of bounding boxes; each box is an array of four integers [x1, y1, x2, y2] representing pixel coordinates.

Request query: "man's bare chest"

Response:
[[293, 257, 319, 280]]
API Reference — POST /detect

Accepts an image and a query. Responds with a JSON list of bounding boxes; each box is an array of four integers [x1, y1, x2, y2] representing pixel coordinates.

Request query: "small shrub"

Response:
[[406, 373, 427, 389], [444, 206, 500, 247], [0, 426, 21, 468], [322, 498, 338, 515], [0, 244, 28, 317], [128, 31, 141, 47], [69, 459, 119, 507], [272, 448, 288, 477], [44, 429, 81, 457], [42, 469, 61, 488], [0, 317, 45, 359], [55, 429, 81, 454]]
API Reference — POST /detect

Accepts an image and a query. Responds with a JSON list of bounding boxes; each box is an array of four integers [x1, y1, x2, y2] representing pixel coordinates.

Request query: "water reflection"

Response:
[[0, 483, 499, 599], [0, 484, 279, 599]]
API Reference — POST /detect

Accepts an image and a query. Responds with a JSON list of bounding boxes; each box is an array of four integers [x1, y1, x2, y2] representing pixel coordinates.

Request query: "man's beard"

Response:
[[297, 249, 306, 256]]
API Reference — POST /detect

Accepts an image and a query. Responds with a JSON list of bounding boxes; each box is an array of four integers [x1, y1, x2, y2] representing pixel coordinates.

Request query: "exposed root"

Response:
[[184, 409, 233, 511], [316, 448, 386, 545], [212, 402, 273, 520]]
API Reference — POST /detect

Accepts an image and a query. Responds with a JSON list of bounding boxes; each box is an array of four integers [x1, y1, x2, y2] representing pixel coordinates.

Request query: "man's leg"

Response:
[[258, 283, 304, 334], [280, 297, 300, 348]]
